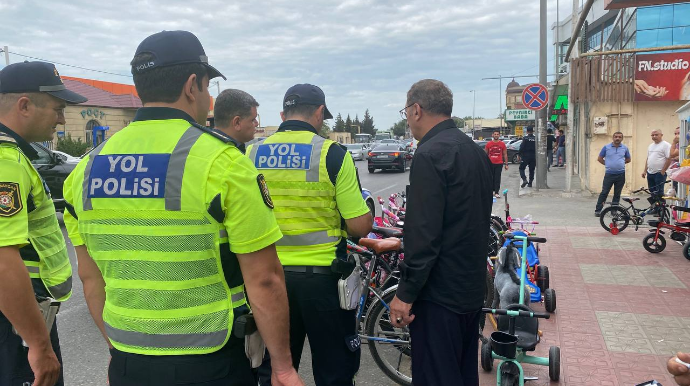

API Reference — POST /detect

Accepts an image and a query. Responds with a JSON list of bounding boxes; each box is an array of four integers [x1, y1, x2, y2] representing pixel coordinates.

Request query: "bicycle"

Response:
[[599, 182, 670, 234], [350, 237, 412, 385]]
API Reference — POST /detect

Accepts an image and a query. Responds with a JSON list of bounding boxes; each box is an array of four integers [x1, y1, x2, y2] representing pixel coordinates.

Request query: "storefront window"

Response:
[[674, 4, 690, 28], [637, 28, 673, 48], [637, 5, 674, 30]]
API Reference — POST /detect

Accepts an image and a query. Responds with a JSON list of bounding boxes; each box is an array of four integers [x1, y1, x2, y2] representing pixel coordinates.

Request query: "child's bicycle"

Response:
[[599, 182, 670, 234], [643, 201, 690, 260], [481, 233, 561, 385]]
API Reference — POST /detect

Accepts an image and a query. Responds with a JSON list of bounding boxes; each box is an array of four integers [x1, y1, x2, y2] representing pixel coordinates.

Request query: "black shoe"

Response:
[[521, 180, 527, 188], [594, 211, 601, 217], [527, 182, 533, 188]]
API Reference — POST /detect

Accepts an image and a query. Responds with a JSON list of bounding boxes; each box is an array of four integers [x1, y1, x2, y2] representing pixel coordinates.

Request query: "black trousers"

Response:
[[595, 173, 625, 212], [0, 312, 64, 386], [259, 271, 360, 386], [108, 333, 255, 386], [490, 163, 504, 194], [519, 158, 535, 183], [409, 301, 480, 386]]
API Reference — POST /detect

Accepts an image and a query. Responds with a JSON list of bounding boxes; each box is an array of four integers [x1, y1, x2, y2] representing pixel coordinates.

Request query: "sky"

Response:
[[0, 0, 570, 131]]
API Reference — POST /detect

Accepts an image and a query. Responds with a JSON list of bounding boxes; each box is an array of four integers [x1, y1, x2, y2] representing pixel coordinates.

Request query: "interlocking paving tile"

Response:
[[570, 236, 643, 251], [580, 264, 687, 288], [604, 336, 656, 355], [596, 311, 690, 355]]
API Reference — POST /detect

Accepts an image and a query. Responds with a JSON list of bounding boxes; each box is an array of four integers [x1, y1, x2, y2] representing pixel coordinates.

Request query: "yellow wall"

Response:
[[57, 105, 137, 143], [583, 101, 685, 194]]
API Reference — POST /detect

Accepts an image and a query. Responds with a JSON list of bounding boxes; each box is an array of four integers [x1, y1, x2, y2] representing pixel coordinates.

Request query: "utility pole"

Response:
[[211, 80, 221, 96], [535, 0, 548, 190], [2, 46, 9, 66], [470, 90, 476, 138], [565, 0, 579, 192]]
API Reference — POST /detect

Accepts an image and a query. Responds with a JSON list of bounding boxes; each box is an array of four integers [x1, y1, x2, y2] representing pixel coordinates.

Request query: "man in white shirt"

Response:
[[642, 129, 672, 198]]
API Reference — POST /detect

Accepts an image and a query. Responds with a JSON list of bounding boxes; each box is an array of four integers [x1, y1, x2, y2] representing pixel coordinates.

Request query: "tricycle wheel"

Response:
[[544, 288, 556, 313], [549, 346, 561, 381], [480, 340, 493, 372], [684, 241, 690, 261], [537, 265, 550, 291], [642, 233, 666, 253], [499, 361, 520, 386]]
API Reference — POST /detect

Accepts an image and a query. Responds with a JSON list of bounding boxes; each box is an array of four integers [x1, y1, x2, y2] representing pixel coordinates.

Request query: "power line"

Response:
[[5, 50, 132, 78]]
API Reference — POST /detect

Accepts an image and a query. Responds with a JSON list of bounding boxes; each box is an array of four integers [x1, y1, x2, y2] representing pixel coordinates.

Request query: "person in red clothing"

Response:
[[484, 130, 508, 198]]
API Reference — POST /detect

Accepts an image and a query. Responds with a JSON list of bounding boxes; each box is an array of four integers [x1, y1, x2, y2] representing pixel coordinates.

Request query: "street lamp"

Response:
[[469, 90, 476, 138]]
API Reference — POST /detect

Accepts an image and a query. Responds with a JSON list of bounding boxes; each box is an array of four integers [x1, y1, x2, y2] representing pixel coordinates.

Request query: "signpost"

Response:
[[506, 109, 536, 121], [522, 83, 549, 110]]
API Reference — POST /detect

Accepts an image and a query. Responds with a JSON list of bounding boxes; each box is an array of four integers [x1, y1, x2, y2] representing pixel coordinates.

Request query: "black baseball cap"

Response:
[[526, 126, 534, 132], [0, 61, 88, 104], [132, 30, 226, 80], [283, 84, 333, 119]]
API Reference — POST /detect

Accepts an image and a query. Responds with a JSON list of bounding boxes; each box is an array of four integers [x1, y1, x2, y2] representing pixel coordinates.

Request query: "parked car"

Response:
[[367, 144, 409, 173], [344, 143, 365, 161], [30, 143, 78, 212], [507, 139, 522, 163], [474, 139, 488, 149], [53, 150, 81, 164]]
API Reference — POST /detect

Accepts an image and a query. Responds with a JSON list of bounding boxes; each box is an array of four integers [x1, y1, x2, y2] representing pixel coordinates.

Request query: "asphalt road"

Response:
[[56, 159, 411, 386]]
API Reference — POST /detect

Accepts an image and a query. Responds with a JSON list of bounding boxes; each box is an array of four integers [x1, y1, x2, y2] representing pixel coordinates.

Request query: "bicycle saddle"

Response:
[[622, 197, 639, 203], [359, 237, 402, 254], [371, 225, 404, 238]]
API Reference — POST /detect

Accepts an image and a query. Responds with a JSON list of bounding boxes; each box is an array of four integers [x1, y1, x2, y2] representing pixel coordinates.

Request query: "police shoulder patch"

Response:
[[0, 182, 22, 217], [257, 174, 274, 209]]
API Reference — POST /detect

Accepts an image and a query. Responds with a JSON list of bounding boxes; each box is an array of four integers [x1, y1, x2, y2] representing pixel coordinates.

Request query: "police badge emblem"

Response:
[[0, 182, 22, 217], [256, 174, 274, 209]]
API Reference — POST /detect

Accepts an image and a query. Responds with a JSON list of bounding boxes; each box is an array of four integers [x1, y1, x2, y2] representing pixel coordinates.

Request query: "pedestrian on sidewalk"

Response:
[[519, 126, 536, 188], [594, 132, 631, 217], [485, 130, 508, 198], [670, 126, 681, 193], [642, 129, 672, 198], [547, 128, 555, 171], [555, 129, 565, 167], [390, 79, 492, 386]]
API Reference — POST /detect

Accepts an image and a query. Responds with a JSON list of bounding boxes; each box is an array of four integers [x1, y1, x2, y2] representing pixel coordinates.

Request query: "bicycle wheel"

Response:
[[488, 226, 502, 257], [599, 205, 630, 233], [365, 290, 413, 386], [642, 233, 666, 253], [479, 269, 495, 335]]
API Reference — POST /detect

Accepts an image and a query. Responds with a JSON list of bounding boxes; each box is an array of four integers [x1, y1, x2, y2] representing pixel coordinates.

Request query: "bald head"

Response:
[[651, 130, 663, 144]]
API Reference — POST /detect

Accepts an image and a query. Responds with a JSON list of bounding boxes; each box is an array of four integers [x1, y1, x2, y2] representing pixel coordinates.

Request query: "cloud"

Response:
[[0, 0, 565, 130]]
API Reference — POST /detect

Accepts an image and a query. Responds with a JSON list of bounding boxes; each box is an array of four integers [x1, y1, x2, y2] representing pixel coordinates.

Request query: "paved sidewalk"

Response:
[[479, 228, 689, 385], [478, 167, 690, 385]]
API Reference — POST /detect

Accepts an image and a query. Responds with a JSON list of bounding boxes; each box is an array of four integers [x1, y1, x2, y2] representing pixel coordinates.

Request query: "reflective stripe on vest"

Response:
[[78, 124, 245, 355], [248, 131, 344, 265]]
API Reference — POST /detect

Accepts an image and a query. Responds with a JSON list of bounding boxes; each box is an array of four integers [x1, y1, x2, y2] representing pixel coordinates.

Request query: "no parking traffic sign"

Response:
[[522, 83, 549, 111]]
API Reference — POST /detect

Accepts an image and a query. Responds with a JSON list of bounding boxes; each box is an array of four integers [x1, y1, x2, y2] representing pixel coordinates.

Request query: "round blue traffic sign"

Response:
[[521, 83, 549, 111]]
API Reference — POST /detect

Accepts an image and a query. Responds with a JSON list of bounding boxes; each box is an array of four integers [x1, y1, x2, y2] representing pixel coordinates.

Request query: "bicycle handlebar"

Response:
[[481, 308, 550, 319], [504, 233, 547, 243]]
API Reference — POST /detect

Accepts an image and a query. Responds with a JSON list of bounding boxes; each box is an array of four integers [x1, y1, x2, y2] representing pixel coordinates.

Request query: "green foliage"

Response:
[[390, 119, 407, 137], [319, 121, 331, 137], [362, 109, 375, 134], [56, 134, 91, 157], [334, 113, 346, 132], [345, 114, 352, 134], [452, 116, 465, 128]]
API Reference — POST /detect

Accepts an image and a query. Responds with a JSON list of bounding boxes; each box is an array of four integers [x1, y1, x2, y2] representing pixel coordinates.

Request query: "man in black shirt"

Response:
[[547, 128, 555, 171], [390, 79, 492, 386], [519, 126, 536, 187]]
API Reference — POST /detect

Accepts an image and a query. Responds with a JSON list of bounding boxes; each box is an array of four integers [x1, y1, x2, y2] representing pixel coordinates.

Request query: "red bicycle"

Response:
[[644, 202, 690, 261]]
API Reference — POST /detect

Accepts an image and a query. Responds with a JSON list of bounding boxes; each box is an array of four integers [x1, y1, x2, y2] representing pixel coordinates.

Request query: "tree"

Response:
[[345, 114, 352, 135], [390, 119, 408, 138], [362, 109, 375, 134], [319, 121, 331, 137], [57, 134, 90, 156], [334, 113, 346, 132], [349, 114, 361, 134], [452, 116, 465, 128]]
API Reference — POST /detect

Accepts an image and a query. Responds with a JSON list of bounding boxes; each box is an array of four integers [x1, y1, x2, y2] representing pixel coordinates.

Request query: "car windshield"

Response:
[[372, 144, 400, 151]]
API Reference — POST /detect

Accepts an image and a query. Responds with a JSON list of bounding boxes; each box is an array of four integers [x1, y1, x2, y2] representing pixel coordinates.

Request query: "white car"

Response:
[[344, 144, 365, 161], [53, 150, 81, 163]]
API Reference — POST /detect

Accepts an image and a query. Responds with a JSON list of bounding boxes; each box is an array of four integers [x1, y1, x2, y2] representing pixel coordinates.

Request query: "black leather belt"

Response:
[[283, 266, 333, 275]]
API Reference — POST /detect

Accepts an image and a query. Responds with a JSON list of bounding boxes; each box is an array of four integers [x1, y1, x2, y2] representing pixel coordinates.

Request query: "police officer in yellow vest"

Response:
[[0, 62, 86, 386], [61, 31, 304, 386], [249, 84, 373, 386]]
